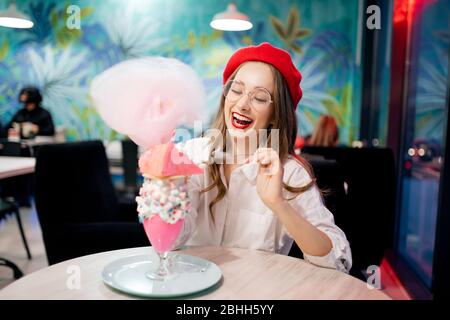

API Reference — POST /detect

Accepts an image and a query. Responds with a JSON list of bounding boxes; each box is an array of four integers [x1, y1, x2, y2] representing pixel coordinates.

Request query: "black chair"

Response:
[[301, 146, 396, 279], [0, 139, 34, 207], [0, 198, 32, 260], [288, 159, 348, 266], [118, 139, 139, 202], [0, 139, 34, 157], [34, 140, 148, 265], [122, 140, 138, 189], [0, 197, 32, 279], [0, 140, 33, 279], [0, 257, 23, 279]]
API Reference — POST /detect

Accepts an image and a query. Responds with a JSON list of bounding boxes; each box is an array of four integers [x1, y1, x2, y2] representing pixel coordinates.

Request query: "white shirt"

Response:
[[176, 155, 352, 273]]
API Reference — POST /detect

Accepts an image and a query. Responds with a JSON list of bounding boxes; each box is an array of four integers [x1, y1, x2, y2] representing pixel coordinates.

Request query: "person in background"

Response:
[[305, 115, 339, 147], [8, 86, 55, 138]]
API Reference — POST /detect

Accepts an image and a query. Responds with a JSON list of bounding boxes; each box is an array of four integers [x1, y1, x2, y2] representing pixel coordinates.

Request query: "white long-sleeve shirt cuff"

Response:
[[302, 232, 351, 273]]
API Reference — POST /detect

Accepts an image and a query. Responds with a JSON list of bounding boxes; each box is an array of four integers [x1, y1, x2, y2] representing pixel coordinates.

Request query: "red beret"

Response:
[[223, 42, 302, 110]]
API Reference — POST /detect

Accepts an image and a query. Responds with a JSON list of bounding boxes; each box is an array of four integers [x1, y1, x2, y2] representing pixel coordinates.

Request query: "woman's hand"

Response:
[[252, 148, 285, 209]]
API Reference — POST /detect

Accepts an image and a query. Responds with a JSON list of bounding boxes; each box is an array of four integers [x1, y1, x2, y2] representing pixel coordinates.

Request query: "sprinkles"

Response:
[[136, 177, 190, 224]]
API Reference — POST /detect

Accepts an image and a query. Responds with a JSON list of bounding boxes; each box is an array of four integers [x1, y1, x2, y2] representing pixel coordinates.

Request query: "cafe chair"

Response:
[[0, 258, 23, 279], [0, 139, 34, 207], [0, 140, 35, 278], [301, 146, 396, 280], [34, 140, 148, 265], [287, 159, 348, 266], [117, 139, 140, 202], [0, 197, 32, 260], [0, 139, 34, 157]]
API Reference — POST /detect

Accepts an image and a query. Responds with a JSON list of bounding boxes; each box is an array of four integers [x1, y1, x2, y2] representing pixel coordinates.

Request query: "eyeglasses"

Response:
[[223, 80, 273, 111]]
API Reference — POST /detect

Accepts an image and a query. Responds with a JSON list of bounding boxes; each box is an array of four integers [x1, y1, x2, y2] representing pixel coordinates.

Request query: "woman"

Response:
[[177, 42, 351, 273], [305, 115, 339, 147]]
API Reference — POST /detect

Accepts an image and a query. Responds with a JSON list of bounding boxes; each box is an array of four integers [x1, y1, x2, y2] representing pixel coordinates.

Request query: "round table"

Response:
[[0, 246, 390, 299]]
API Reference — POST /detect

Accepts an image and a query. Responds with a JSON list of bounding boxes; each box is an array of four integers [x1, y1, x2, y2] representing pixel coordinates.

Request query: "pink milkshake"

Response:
[[143, 215, 184, 254], [136, 140, 206, 280]]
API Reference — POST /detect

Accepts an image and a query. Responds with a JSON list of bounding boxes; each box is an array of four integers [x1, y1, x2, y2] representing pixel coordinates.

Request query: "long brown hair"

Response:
[[201, 62, 316, 217], [308, 115, 339, 147]]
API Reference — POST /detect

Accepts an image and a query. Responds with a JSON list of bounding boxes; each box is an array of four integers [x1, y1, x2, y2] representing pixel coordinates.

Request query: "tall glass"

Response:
[[143, 215, 185, 280], [139, 176, 189, 281]]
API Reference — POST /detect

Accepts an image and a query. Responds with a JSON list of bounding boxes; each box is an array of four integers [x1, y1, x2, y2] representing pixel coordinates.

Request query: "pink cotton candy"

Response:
[[90, 57, 206, 148]]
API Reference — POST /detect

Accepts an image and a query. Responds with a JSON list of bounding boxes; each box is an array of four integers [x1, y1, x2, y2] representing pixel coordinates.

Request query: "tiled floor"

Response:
[[0, 200, 48, 290]]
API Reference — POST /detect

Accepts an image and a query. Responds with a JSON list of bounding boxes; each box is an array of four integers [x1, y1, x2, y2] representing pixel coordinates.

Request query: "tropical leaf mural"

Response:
[[79, 23, 123, 71], [405, 0, 450, 149], [303, 30, 353, 87], [100, 5, 166, 59], [26, 45, 90, 132], [293, 52, 340, 135], [434, 30, 450, 42], [0, 40, 9, 60], [50, 3, 94, 48], [222, 21, 266, 49], [19, 1, 57, 45], [0, 0, 370, 145], [269, 6, 312, 54], [416, 48, 448, 141]]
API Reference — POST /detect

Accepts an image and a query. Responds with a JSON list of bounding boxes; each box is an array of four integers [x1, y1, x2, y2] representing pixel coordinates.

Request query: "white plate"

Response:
[[102, 250, 222, 298]]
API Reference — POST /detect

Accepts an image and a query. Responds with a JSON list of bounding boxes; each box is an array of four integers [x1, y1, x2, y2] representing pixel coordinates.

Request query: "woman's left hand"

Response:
[[252, 148, 284, 209]]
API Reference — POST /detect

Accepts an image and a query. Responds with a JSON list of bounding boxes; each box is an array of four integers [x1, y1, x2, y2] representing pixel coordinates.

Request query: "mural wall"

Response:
[[413, 0, 449, 146], [0, 0, 363, 143]]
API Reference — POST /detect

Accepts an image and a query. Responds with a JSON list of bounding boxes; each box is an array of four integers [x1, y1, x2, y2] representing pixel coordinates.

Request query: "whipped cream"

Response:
[[136, 177, 190, 224], [174, 137, 214, 168]]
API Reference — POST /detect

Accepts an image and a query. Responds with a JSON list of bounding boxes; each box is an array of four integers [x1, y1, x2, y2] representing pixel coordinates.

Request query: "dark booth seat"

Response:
[[287, 159, 348, 264], [34, 140, 148, 265], [300, 146, 397, 279]]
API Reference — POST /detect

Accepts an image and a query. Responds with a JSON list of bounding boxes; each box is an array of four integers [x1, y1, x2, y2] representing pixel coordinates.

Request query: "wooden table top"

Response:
[[0, 246, 390, 300], [0, 156, 36, 179]]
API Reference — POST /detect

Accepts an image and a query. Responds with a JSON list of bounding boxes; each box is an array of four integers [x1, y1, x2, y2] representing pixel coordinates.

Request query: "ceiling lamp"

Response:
[[0, 2, 34, 29], [210, 3, 252, 31]]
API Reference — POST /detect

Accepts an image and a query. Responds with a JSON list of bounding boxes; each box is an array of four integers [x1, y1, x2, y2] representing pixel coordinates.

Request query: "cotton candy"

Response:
[[90, 57, 206, 148]]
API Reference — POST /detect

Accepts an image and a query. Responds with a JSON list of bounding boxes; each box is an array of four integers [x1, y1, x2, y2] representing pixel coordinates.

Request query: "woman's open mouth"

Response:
[[231, 112, 253, 129]]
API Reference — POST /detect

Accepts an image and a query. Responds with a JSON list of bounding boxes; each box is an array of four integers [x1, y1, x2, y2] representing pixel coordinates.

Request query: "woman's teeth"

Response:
[[232, 113, 253, 128]]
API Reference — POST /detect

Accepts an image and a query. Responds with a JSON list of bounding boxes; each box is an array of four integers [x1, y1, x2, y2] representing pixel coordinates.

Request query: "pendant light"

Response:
[[0, 2, 34, 29], [210, 2, 252, 31]]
